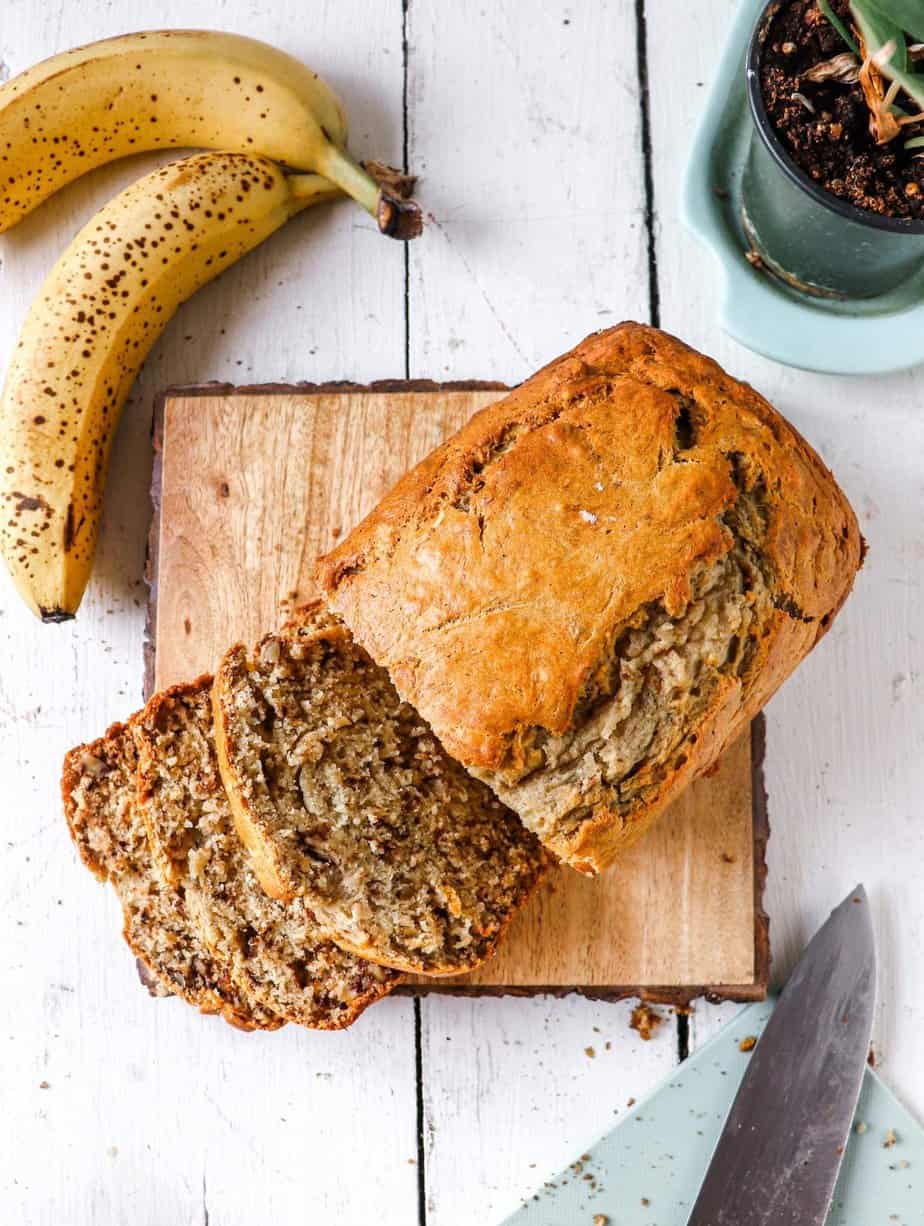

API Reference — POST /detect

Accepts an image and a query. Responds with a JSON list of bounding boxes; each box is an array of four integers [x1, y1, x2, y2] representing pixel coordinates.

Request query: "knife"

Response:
[[687, 884, 877, 1226]]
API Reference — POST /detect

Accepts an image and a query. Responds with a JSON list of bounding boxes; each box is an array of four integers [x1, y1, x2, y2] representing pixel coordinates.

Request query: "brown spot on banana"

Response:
[[12, 491, 52, 516]]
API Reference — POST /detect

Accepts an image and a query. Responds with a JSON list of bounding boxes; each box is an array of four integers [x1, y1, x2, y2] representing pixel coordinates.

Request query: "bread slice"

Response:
[[132, 679, 403, 1029], [61, 723, 276, 1029], [212, 618, 549, 975], [315, 323, 863, 874]]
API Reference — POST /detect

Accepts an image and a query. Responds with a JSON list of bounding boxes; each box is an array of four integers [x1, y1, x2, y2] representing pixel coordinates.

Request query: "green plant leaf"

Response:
[[865, 0, 924, 44], [819, 0, 861, 53], [851, 0, 908, 71], [851, 1, 924, 109], [904, 133, 924, 147]]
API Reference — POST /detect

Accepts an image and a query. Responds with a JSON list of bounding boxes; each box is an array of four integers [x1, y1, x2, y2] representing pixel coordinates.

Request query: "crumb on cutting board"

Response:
[[739, 1035, 757, 1052]]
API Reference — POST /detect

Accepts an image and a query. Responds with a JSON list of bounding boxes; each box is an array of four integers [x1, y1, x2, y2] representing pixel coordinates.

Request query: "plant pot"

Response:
[[744, 0, 924, 299]]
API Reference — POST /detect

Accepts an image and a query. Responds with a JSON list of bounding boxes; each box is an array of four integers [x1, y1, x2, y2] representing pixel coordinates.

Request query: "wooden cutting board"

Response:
[[146, 384, 769, 1001]]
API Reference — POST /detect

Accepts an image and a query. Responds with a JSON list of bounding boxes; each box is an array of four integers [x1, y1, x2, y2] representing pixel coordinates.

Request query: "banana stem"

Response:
[[287, 173, 343, 214], [314, 140, 422, 240], [314, 142, 381, 215]]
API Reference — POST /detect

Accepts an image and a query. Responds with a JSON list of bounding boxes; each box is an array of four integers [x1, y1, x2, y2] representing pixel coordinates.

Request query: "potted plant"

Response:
[[744, 0, 924, 297]]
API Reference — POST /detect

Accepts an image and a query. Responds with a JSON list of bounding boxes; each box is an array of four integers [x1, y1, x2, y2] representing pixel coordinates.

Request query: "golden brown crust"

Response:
[[316, 323, 863, 874]]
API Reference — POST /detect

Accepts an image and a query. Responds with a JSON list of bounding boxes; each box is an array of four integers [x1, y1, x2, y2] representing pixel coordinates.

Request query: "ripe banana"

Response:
[[0, 151, 338, 621], [0, 30, 418, 238]]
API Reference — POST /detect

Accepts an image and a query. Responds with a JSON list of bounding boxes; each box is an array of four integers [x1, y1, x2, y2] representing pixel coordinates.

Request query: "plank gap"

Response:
[[402, 0, 412, 384], [402, 10, 426, 1226], [635, 0, 661, 328], [414, 997, 428, 1226], [677, 1010, 691, 1062]]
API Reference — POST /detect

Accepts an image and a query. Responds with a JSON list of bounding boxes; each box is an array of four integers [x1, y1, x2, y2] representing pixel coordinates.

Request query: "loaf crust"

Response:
[[212, 617, 549, 974], [62, 724, 273, 1029], [132, 679, 402, 1029], [316, 323, 863, 874]]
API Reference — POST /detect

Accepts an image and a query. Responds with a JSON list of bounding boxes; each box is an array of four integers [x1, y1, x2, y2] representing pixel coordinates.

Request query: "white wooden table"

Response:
[[1, 2, 922, 1222]]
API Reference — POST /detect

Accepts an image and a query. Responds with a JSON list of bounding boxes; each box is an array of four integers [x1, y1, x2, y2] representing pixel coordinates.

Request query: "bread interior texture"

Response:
[[217, 629, 547, 974]]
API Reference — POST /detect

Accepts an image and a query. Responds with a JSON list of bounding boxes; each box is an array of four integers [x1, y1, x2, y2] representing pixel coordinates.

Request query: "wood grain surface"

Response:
[[148, 386, 767, 996]]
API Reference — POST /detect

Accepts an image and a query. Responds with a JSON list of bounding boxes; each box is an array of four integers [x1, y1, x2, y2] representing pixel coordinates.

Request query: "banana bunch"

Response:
[[0, 31, 419, 621]]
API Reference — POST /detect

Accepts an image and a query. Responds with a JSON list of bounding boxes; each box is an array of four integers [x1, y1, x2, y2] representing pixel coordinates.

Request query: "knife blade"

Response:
[[687, 884, 877, 1226]]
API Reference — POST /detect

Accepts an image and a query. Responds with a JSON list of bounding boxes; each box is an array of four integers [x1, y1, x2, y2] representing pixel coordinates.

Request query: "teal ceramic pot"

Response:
[[744, 0, 924, 299]]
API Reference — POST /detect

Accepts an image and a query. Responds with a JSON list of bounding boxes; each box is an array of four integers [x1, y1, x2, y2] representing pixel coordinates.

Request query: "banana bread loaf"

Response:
[[316, 323, 863, 874], [133, 679, 403, 1029], [212, 616, 550, 974], [62, 724, 275, 1028]]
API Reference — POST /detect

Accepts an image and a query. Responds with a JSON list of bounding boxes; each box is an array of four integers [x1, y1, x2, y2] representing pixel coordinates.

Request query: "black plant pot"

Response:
[[744, 0, 924, 299]]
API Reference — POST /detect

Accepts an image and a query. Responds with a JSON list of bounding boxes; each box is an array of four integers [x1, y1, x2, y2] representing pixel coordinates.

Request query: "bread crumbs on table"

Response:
[[627, 1096, 636, 1107], [630, 1003, 663, 1040], [884, 1128, 898, 1148], [855, 1120, 868, 1134], [585, 1045, 596, 1058], [739, 1035, 758, 1052], [38, 1080, 49, 1089], [592, 1216, 609, 1226]]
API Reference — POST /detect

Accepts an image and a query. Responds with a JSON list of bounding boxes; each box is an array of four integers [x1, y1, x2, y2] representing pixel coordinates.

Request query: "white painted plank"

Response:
[[407, 0, 649, 384], [420, 995, 677, 1226], [0, 2, 418, 1223], [647, 0, 924, 1114], [406, 4, 673, 1222], [688, 1001, 748, 1052]]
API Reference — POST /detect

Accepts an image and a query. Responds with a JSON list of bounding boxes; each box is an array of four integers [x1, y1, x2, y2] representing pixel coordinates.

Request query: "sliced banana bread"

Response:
[[62, 723, 275, 1029], [133, 680, 403, 1029], [212, 619, 549, 975]]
